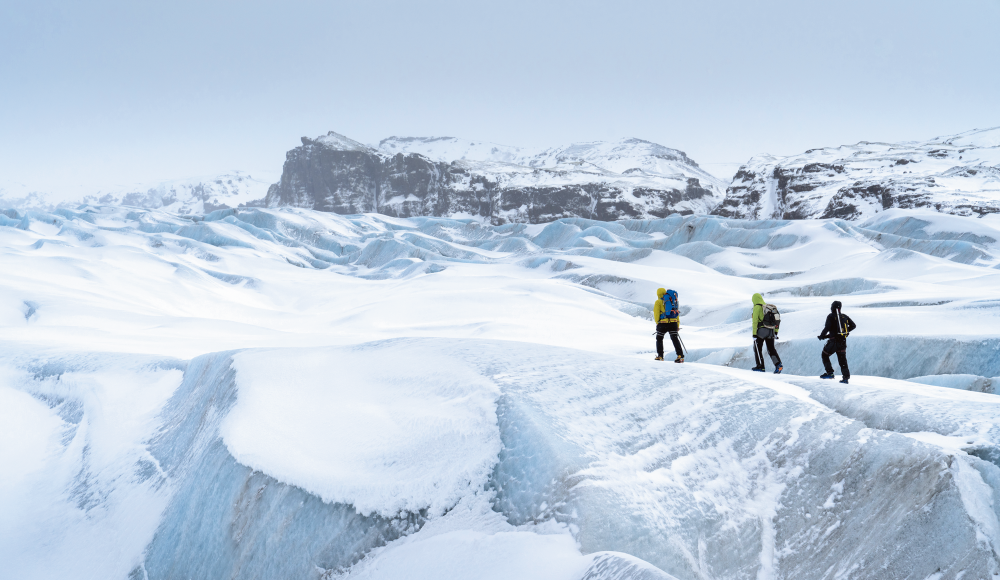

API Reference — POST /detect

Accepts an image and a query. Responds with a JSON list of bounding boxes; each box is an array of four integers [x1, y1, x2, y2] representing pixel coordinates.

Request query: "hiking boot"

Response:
[[751, 367, 765, 372], [654, 356, 664, 361], [840, 378, 849, 384], [674, 356, 684, 363], [820, 373, 835, 379], [773, 365, 783, 374]]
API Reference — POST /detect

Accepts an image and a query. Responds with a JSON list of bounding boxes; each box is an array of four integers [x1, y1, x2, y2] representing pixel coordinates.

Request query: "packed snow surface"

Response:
[[2, 204, 1000, 579], [224, 347, 501, 517]]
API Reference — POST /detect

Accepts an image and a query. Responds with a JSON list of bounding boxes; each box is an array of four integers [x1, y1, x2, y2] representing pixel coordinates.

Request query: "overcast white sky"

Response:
[[2, 0, 998, 198]]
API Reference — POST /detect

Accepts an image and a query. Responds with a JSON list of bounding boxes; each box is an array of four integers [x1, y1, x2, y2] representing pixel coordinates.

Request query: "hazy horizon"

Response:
[[3, 0, 998, 201]]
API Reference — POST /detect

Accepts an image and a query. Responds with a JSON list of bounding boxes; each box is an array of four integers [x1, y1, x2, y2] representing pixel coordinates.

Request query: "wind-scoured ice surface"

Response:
[[2, 204, 1000, 579]]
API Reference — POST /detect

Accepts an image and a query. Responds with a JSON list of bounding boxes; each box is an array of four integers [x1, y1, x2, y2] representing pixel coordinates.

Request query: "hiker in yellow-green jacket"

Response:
[[653, 288, 684, 362], [751, 293, 783, 374]]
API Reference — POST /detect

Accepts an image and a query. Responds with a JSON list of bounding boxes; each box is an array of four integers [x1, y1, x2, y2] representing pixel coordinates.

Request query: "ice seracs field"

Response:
[[2, 204, 1000, 579]]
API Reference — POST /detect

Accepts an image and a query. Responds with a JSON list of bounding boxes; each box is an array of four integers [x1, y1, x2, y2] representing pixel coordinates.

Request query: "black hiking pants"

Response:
[[753, 328, 781, 369], [656, 322, 683, 358], [822, 338, 850, 379]]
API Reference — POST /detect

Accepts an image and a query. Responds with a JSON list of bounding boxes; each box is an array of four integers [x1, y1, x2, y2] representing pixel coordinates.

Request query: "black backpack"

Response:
[[836, 310, 852, 336]]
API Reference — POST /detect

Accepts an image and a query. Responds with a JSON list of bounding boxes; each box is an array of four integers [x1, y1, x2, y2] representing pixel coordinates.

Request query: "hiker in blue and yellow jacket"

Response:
[[751, 292, 783, 374], [654, 288, 684, 362]]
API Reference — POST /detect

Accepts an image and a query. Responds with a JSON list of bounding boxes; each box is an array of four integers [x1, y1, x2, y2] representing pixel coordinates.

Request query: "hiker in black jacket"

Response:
[[818, 300, 857, 384]]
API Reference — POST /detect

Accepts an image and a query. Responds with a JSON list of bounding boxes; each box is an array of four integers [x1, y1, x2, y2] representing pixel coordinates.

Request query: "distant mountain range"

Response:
[[3, 128, 998, 222], [0, 171, 274, 215]]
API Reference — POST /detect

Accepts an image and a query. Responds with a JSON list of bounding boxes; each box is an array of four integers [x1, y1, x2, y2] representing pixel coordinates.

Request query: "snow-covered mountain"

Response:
[[3, 205, 1000, 578], [377, 135, 707, 176], [81, 171, 275, 214], [0, 171, 276, 214], [263, 132, 727, 223], [714, 127, 1000, 221]]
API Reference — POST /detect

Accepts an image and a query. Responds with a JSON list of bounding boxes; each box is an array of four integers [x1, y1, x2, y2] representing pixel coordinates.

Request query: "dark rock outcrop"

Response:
[[264, 132, 726, 224]]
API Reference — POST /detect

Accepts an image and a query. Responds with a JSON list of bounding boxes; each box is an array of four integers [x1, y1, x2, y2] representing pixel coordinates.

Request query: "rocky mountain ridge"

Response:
[[262, 132, 727, 224], [6, 128, 1000, 224], [713, 127, 1000, 221]]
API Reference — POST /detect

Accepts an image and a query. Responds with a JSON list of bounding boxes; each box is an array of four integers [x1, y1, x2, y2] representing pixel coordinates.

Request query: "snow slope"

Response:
[[377, 135, 715, 181], [715, 127, 1000, 221], [2, 205, 1000, 579]]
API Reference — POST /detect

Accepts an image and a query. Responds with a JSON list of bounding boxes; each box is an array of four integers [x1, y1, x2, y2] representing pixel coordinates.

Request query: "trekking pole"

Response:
[[678, 335, 689, 357]]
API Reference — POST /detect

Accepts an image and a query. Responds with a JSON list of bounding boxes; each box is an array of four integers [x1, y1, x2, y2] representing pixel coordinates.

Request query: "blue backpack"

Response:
[[660, 289, 679, 321]]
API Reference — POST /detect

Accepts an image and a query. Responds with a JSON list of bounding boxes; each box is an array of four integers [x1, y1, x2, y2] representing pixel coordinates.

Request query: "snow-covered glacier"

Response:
[[3, 204, 1000, 579]]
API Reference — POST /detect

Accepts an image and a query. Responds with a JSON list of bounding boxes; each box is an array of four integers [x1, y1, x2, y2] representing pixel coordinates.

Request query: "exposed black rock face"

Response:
[[264, 132, 725, 224], [265, 137, 381, 214]]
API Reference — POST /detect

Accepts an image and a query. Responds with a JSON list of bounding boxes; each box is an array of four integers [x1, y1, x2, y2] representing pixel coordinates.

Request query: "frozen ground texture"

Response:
[[715, 127, 1000, 221], [262, 131, 726, 223], [2, 205, 1000, 579]]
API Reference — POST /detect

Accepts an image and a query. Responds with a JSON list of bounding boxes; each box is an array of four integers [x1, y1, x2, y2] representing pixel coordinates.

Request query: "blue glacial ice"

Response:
[[10, 339, 986, 580]]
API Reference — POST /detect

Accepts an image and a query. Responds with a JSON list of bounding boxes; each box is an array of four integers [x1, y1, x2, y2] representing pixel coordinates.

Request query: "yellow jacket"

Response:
[[752, 293, 765, 336], [654, 288, 679, 325]]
